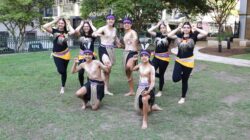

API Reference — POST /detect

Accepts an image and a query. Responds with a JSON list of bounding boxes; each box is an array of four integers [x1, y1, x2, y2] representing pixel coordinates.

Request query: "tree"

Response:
[[81, 0, 165, 34], [166, 0, 211, 18], [0, 0, 53, 52], [207, 0, 238, 52]]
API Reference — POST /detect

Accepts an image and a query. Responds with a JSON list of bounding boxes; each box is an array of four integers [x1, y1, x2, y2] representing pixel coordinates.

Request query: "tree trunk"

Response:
[[218, 24, 223, 53], [218, 40, 222, 52]]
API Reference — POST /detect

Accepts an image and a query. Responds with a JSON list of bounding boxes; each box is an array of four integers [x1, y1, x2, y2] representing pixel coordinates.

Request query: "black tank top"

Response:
[[176, 33, 198, 58], [79, 31, 96, 52], [52, 28, 68, 52], [154, 32, 171, 53]]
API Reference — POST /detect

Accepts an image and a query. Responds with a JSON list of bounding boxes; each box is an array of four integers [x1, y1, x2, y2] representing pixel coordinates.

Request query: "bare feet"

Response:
[[124, 92, 135, 96], [105, 90, 114, 96], [155, 91, 162, 97], [152, 104, 163, 111], [60, 87, 64, 94], [141, 121, 148, 129], [81, 104, 86, 110], [178, 98, 185, 104]]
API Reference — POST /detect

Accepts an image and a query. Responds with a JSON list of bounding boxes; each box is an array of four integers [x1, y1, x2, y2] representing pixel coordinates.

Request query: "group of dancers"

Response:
[[42, 12, 208, 129]]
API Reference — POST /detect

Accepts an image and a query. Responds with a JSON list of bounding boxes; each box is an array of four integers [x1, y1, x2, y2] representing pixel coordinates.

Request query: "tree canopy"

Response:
[[80, 0, 211, 33], [0, 0, 53, 52], [207, 0, 238, 52]]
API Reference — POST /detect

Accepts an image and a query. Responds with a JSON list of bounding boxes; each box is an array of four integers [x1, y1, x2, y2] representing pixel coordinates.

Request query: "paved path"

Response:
[[171, 46, 250, 67]]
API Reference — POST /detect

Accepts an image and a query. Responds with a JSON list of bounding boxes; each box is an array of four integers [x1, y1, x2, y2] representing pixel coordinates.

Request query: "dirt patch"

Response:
[[221, 95, 242, 106], [212, 71, 246, 84]]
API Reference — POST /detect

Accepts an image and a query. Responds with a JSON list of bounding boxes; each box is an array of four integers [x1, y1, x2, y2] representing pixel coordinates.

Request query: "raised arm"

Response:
[[71, 58, 82, 73], [147, 21, 161, 37], [167, 23, 182, 39], [132, 63, 140, 71], [88, 20, 97, 32], [92, 26, 104, 37], [165, 22, 172, 33], [97, 61, 110, 73], [66, 19, 75, 35], [42, 17, 59, 33], [74, 20, 84, 36], [193, 26, 208, 39]]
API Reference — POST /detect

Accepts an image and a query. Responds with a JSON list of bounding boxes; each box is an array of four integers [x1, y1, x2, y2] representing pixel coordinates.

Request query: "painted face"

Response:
[[159, 24, 167, 33], [83, 23, 90, 33], [182, 25, 191, 34], [123, 22, 132, 30], [141, 54, 149, 63], [57, 19, 66, 31], [84, 53, 93, 61], [106, 18, 115, 26]]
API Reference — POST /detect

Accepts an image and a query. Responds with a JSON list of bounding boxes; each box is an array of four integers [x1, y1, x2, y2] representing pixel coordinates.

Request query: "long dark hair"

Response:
[[80, 21, 93, 37], [158, 22, 166, 30], [57, 18, 68, 33], [182, 22, 192, 34]]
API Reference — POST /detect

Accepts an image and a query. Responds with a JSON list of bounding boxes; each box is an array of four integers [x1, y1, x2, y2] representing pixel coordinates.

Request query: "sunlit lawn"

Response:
[[0, 49, 250, 139]]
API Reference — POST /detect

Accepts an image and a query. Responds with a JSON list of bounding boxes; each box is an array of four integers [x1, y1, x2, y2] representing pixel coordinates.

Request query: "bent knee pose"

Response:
[[92, 14, 121, 96], [122, 17, 139, 96], [148, 20, 172, 97], [42, 17, 74, 94], [71, 50, 110, 110], [168, 22, 208, 104], [133, 50, 162, 129], [75, 20, 97, 86]]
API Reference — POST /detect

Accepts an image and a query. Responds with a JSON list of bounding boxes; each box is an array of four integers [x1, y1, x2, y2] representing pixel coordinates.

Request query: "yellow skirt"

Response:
[[175, 56, 194, 68], [52, 48, 71, 60]]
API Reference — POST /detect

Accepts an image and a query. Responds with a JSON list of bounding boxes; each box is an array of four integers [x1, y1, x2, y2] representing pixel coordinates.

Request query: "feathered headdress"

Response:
[[106, 9, 115, 20], [123, 14, 132, 24], [140, 42, 150, 57]]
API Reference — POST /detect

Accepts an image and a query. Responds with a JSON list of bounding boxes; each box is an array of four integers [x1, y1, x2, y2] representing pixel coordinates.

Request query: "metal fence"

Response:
[[0, 36, 82, 54]]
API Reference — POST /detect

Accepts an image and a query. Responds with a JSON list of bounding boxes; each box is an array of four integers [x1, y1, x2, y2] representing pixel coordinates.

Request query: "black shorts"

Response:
[[82, 79, 105, 102], [138, 87, 155, 109], [98, 44, 115, 65], [124, 50, 138, 66]]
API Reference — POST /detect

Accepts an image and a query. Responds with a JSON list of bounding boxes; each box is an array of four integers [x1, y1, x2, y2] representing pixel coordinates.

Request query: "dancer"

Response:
[[92, 13, 121, 95], [74, 20, 97, 86], [122, 17, 139, 96], [168, 22, 208, 104], [42, 17, 75, 94], [133, 49, 162, 129], [71, 49, 110, 110], [147, 20, 171, 97]]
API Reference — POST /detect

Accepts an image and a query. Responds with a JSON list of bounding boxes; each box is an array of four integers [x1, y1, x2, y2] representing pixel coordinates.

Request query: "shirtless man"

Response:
[[122, 17, 139, 96], [133, 50, 162, 129], [92, 14, 121, 96], [71, 49, 110, 110]]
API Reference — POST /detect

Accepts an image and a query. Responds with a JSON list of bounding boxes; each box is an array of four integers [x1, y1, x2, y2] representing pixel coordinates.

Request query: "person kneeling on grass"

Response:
[[133, 50, 163, 129], [71, 49, 111, 110]]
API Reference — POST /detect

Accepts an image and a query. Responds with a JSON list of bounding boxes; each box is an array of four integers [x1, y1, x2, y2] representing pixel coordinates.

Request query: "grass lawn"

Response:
[[0, 49, 250, 140], [231, 53, 250, 60]]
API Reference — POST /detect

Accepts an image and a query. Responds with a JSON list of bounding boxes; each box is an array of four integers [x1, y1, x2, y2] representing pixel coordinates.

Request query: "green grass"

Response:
[[231, 53, 250, 60], [1, 49, 250, 140], [230, 47, 250, 60]]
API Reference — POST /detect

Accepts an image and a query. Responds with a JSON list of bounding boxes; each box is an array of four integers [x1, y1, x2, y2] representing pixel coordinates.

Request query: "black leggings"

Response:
[[172, 62, 193, 98], [78, 60, 85, 87], [152, 57, 169, 91], [53, 57, 69, 87]]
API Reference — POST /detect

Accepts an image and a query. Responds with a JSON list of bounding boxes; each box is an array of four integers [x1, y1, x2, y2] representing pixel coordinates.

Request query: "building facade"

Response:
[[240, 0, 250, 40]]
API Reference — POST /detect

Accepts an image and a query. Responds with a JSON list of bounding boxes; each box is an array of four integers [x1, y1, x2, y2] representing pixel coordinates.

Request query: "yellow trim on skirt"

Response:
[[175, 56, 194, 68], [52, 48, 71, 60], [155, 55, 170, 62]]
